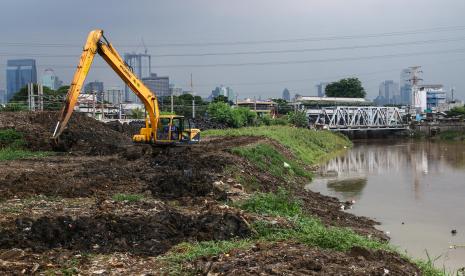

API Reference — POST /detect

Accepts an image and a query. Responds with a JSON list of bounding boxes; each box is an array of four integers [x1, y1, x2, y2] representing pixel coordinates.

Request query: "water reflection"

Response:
[[327, 178, 367, 201], [308, 140, 465, 271], [316, 140, 465, 200]]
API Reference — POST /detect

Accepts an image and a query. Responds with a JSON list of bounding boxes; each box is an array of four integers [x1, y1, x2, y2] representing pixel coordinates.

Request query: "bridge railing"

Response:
[[308, 106, 407, 130]]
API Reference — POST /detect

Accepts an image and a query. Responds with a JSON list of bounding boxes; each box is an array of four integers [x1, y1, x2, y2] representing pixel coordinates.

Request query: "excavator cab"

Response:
[[133, 115, 200, 145]]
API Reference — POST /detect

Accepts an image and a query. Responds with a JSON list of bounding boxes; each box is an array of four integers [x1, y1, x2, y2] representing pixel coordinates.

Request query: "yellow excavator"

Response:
[[52, 29, 200, 145]]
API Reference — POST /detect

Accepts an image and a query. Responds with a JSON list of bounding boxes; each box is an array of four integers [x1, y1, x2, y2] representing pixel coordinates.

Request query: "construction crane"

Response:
[[52, 29, 200, 145]]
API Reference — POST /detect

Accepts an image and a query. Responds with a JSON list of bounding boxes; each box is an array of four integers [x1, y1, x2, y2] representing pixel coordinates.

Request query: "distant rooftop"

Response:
[[295, 96, 367, 103]]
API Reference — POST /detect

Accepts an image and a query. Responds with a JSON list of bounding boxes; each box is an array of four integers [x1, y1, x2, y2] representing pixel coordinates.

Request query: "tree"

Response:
[[446, 105, 465, 117], [8, 84, 70, 110], [272, 98, 292, 115], [325, 78, 366, 98], [129, 108, 145, 119], [288, 110, 308, 128], [212, 95, 233, 105], [207, 102, 257, 128]]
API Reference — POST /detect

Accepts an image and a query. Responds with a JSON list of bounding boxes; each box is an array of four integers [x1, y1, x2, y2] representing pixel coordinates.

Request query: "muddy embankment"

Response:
[[0, 112, 422, 275]]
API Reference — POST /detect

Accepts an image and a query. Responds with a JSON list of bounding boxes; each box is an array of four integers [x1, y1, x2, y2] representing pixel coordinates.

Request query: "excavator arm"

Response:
[[52, 29, 160, 141]]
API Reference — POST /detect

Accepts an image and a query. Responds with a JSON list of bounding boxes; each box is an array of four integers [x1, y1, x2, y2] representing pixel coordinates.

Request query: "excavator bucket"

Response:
[[52, 30, 103, 139]]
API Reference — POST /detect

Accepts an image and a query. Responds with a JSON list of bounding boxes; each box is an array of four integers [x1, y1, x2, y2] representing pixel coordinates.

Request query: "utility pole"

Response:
[[101, 90, 105, 120], [92, 90, 96, 119], [27, 83, 32, 111], [171, 89, 174, 113], [191, 73, 195, 118], [118, 89, 122, 119], [38, 84, 43, 111]]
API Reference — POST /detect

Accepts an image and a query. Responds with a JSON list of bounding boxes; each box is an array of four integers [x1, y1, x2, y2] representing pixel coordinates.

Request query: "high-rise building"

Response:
[[210, 85, 235, 101], [41, 68, 63, 90], [0, 89, 6, 104], [124, 53, 151, 103], [104, 87, 123, 104], [169, 84, 183, 97], [84, 81, 104, 101], [6, 59, 37, 101], [282, 88, 290, 101], [422, 84, 447, 112], [316, 82, 329, 97], [375, 80, 399, 105], [142, 73, 170, 99]]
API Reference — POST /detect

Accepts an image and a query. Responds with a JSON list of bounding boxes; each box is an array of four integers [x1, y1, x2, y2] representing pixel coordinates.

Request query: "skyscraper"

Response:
[[282, 88, 290, 101], [400, 68, 412, 105], [124, 53, 151, 103], [6, 59, 37, 101], [84, 81, 104, 101], [211, 85, 235, 101], [316, 82, 328, 97], [41, 68, 63, 90], [0, 89, 6, 104], [142, 73, 170, 99], [375, 80, 399, 105]]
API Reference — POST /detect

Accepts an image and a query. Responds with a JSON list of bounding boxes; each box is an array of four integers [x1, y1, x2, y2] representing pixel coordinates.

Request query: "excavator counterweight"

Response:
[[53, 29, 200, 145]]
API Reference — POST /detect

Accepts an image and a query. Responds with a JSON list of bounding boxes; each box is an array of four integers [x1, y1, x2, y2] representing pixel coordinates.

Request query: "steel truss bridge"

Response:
[[309, 106, 407, 131]]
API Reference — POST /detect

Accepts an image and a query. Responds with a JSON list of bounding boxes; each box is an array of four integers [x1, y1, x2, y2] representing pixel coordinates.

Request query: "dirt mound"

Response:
[[192, 242, 420, 275], [0, 209, 251, 256], [0, 112, 131, 154], [0, 156, 146, 199], [106, 120, 145, 138]]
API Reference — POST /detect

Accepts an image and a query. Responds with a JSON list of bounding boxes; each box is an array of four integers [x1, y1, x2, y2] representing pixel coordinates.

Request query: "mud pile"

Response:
[[0, 208, 251, 256], [0, 112, 131, 154], [192, 242, 420, 275]]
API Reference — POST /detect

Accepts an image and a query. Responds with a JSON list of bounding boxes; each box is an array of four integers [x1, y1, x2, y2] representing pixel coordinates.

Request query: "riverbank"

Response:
[[0, 112, 443, 275]]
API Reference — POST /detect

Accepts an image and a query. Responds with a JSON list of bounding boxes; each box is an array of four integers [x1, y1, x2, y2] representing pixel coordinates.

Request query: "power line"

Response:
[[1, 25, 465, 48], [2, 36, 465, 58], [142, 48, 465, 68], [1, 47, 464, 70]]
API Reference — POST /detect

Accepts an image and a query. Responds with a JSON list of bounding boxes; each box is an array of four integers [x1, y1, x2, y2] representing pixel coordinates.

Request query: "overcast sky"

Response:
[[1, 0, 464, 99]]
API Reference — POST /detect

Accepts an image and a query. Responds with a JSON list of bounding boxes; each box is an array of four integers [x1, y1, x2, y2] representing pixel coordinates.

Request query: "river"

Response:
[[306, 139, 465, 272]]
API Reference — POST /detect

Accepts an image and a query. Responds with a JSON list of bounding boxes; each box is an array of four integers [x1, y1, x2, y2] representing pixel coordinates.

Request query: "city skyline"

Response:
[[0, 0, 464, 100]]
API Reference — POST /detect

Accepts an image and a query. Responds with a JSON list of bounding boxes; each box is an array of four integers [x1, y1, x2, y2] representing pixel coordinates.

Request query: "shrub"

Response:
[[288, 111, 308, 127], [0, 129, 25, 149], [208, 102, 257, 128], [271, 115, 289, 126]]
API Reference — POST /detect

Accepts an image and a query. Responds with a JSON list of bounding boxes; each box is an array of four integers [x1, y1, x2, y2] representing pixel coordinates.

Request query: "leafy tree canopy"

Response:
[[446, 105, 465, 117], [325, 78, 366, 98], [212, 95, 233, 105]]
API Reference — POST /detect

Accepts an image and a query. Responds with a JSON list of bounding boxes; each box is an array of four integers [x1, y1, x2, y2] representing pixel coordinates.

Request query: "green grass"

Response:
[[112, 193, 144, 202], [0, 147, 52, 161], [438, 130, 465, 140], [231, 143, 312, 181], [0, 129, 25, 148], [159, 239, 253, 275], [0, 129, 53, 161], [204, 126, 351, 165], [239, 189, 387, 252]]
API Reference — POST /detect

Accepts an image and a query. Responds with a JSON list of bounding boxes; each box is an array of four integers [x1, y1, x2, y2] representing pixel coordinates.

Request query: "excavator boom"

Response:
[[53, 30, 102, 138], [52, 30, 183, 142], [51, 30, 199, 145]]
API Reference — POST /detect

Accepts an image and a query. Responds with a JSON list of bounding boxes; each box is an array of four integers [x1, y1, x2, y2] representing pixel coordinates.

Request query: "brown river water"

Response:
[[306, 139, 465, 272]]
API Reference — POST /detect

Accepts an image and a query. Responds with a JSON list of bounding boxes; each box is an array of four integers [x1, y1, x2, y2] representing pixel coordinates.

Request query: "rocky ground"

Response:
[[0, 112, 421, 275]]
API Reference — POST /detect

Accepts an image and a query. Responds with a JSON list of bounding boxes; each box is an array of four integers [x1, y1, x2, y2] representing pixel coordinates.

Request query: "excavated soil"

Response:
[[192, 242, 420, 275], [0, 112, 421, 274], [0, 208, 250, 256], [0, 111, 131, 154]]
